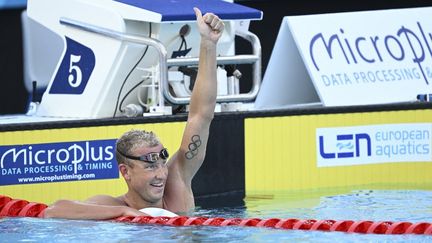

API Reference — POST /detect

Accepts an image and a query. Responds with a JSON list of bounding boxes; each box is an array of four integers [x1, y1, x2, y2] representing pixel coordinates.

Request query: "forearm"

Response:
[[43, 200, 128, 220], [188, 39, 217, 120], [171, 8, 223, 185]]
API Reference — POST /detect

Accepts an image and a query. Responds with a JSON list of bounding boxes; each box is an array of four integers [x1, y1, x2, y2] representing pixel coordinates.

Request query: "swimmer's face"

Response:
[[124, 143, 168, 204]]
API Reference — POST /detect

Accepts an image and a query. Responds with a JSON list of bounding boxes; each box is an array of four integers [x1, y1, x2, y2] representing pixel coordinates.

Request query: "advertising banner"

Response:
[[0, 139, 119, 185], [317, 123, 432, 167], [258, 7, 432, 107]]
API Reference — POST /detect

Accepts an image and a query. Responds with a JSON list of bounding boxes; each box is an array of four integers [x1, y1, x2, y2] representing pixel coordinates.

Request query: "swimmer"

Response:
[[43, 7, 224, 219]]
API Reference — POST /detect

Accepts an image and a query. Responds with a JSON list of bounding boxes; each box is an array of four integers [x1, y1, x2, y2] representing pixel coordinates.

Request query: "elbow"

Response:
[[199, 112, 215, 123], [189, 113, 214, 125], [189, 103, 215, 122], [203, 113, 214, 122], [43, 200, 71, 218], [42, 207, 55, 218]]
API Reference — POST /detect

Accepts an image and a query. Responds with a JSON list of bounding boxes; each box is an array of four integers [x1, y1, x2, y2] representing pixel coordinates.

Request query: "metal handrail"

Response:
[[59, 17, 261, 106], [59, 17, 168, 109]]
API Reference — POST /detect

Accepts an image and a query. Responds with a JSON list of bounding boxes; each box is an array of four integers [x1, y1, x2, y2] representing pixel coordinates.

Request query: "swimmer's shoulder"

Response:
[[84, 194, 128, 206]]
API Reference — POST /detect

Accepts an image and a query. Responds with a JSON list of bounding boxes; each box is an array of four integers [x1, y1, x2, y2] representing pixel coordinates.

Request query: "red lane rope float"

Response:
[[1, 195, 431, 235], [0, 199, 29, 217], [0, 195, 12, 210]]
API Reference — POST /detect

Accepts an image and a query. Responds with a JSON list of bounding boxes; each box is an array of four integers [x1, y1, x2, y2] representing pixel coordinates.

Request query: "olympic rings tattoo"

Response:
[[185, 135, 202, 159]]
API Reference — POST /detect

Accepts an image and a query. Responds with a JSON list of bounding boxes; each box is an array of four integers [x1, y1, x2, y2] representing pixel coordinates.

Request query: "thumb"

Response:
[[193, 7, 202, 22]]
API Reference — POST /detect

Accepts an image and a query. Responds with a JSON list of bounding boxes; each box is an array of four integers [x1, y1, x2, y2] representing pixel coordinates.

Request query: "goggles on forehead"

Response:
[[117, 147, 169, 163]]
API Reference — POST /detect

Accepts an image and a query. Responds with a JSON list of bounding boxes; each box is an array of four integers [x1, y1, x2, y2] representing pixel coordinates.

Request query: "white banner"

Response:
[[259, 7, 432, 107], [316, 123, 432, 167]]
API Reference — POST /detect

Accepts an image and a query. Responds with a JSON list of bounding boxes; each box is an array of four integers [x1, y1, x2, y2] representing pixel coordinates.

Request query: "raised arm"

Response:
[[178, 8, 223, 178], [164, 8, 224, 211]]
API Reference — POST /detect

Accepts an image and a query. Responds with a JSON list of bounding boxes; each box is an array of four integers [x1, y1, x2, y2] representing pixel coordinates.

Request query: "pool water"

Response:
[[1, 189, 432, 242]]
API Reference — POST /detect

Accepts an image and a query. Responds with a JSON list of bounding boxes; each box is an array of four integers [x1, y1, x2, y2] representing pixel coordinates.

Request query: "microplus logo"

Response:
[[49, 37, 96, 94], [316, 123, 432, 167], [0, 139, 118, 186], [309, 22, 432, 86]]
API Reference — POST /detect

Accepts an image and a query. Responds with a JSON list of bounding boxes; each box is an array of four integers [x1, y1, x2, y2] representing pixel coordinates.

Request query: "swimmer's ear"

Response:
[[119, 164, 131, 181]]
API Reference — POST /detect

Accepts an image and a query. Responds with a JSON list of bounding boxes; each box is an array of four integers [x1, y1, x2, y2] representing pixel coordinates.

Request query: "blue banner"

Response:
[[0, 139, 119, 185], [0, 0, 26, 9]]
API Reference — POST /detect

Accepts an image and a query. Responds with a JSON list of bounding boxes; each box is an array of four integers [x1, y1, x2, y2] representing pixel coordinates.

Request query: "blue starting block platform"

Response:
[[114, 0, 262, 22]]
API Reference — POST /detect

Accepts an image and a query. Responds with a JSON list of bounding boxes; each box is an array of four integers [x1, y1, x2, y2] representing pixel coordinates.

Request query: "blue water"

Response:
[[1, 190, 432, 242]]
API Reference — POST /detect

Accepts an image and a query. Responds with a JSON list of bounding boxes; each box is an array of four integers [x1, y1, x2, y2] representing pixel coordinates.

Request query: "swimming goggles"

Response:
[[117, 147, 169, 163]]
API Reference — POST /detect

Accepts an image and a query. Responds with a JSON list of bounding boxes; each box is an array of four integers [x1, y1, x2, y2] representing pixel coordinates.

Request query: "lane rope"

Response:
[[1, 195, 431, 235]]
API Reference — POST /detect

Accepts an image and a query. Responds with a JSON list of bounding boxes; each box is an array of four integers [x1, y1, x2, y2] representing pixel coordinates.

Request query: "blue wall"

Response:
[[0, 0, 26, 9]]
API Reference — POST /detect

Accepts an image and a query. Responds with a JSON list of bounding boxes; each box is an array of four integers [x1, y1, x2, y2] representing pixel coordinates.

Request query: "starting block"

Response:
[[26, 0, 262, 118]]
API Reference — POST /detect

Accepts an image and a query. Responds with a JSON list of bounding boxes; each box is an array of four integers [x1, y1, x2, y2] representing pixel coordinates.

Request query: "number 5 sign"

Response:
[[49, 37, 95, 94]]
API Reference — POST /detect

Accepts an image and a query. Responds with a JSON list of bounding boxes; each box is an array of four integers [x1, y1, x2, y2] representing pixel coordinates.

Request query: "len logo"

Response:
[[319, 133, 372, 159]]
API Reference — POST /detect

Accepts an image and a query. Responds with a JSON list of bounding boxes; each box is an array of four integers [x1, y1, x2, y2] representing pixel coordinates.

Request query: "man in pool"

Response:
[[43, 7, 224, 220]]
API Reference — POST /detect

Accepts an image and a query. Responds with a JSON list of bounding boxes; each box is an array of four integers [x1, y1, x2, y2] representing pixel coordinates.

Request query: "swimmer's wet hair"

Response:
[[115, 129, 161, 165]]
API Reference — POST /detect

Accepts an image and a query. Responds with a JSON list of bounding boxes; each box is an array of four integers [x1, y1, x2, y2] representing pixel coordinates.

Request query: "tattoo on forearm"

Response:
[[185, 135, 202, 159]]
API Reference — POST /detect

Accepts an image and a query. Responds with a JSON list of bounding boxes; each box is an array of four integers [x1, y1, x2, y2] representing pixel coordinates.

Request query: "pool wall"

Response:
[[245, 107, 432, 193], [0, 104, 431, 204]]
